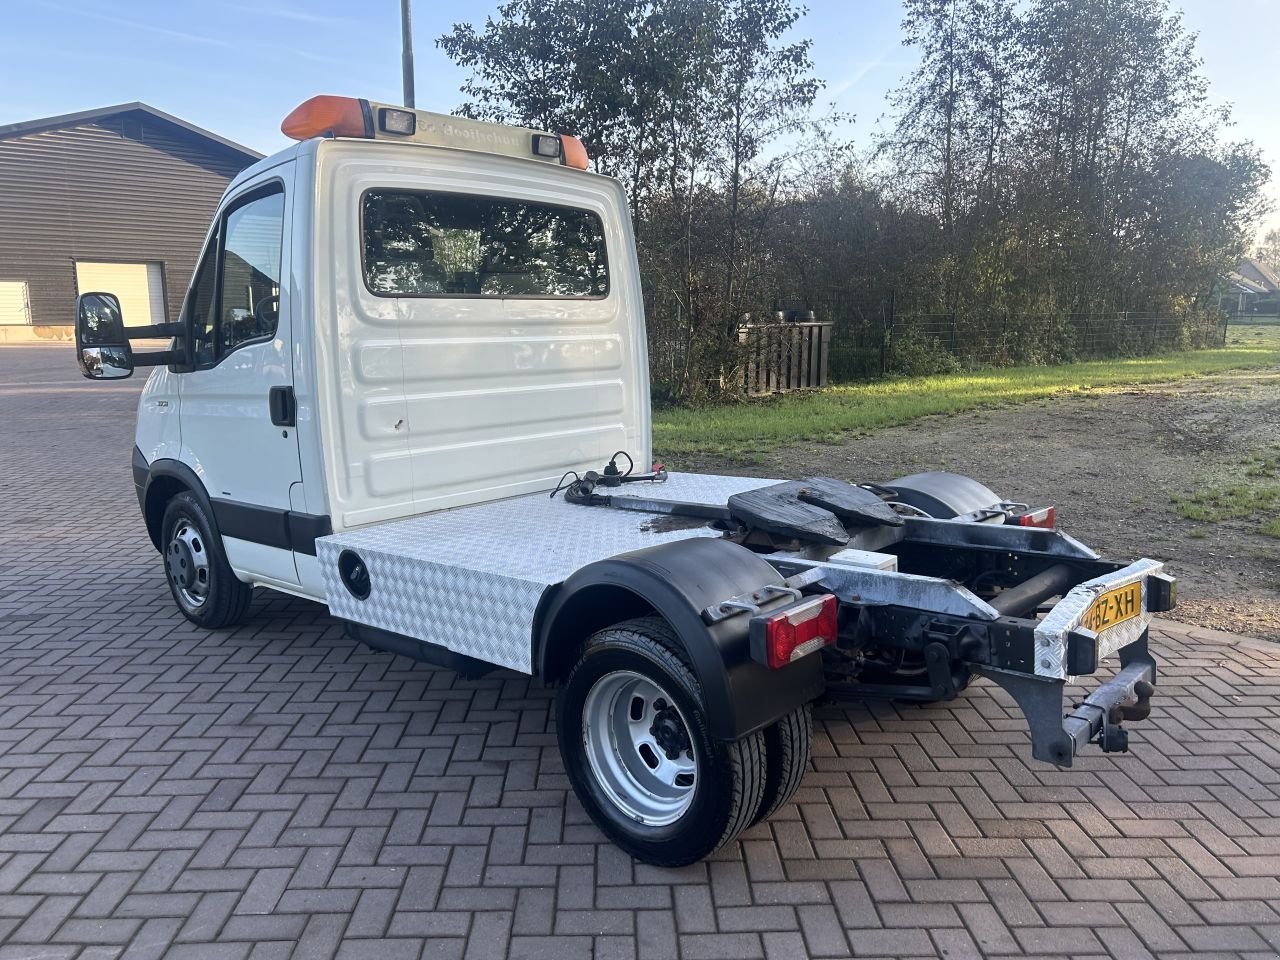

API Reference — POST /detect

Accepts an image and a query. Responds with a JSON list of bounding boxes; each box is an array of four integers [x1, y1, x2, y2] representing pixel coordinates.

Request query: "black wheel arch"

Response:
[[137, 452, 217, 552], [534, 537, 825, 742]]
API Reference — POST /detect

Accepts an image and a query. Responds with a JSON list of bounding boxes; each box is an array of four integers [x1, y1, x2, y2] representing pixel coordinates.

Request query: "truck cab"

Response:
[[104, 101, 648, 604], [74, 96, 1172, 866]]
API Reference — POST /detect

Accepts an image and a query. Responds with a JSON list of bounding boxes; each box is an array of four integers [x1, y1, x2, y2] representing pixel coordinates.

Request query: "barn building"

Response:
[[0, 103, 260, 338]]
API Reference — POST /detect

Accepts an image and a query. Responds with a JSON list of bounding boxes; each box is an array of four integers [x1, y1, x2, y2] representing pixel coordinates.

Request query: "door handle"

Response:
[[269, 385, 296, 427]]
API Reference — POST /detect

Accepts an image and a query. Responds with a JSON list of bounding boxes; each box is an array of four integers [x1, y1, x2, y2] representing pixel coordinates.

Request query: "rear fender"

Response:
[[535, 537, 824, 741], [887, 471, 1005, 520]]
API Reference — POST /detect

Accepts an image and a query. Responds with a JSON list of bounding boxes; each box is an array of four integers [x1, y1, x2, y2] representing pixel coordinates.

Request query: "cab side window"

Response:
[[219, 189, 284, 355], [181, 230, 219, 366], [178, 182, 286, 369]]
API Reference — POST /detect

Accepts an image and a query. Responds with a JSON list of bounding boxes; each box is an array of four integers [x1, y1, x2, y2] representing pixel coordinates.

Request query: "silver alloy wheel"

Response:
[[166, 520, 211, 610], [582, 670, 698, 826]]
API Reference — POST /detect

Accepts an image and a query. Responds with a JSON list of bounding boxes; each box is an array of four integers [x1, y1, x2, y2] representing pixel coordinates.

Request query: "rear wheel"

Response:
[[753, 705, 812, 825], [557, 617, 766, 866], [160, 492, 253, 629]]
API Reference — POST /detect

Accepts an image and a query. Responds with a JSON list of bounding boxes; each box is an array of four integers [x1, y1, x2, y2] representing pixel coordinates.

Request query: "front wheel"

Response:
[[160, 492, 253, 629], [557, 617, 766, 866]]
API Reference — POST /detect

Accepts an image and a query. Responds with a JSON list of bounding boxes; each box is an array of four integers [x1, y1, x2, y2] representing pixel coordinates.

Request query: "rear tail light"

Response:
[[750, 594, 838, 669], [1016, 506, 1056, 529]]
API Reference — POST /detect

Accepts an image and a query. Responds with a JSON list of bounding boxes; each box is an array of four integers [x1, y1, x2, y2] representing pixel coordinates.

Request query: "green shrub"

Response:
[[887, 331, 961, 376]]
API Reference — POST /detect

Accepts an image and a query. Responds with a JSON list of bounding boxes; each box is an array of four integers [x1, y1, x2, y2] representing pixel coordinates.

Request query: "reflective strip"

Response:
[[1034, 558, 1164, 680]]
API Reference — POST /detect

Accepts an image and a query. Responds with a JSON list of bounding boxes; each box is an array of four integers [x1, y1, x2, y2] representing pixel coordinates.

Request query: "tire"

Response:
[[753, 705, 812, 825], [557, 616, 766, 866], [160, 492, 253, 629]]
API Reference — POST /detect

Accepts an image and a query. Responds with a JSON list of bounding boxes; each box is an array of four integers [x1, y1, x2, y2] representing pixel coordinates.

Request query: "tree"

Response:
[[1260, 227, 1280, 273], [882, 0, 1019, 310], [440, 0, 823, 399], [885, 0, 1268, 321], [440, 0, 1270, 398]]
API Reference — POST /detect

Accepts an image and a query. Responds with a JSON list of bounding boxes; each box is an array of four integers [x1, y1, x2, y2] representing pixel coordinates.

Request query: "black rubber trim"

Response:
[[140, 457, 331, 557], [141, 459, 216, 551], [288, 512, 333, 556], [346, 621, 495, 680], [212, 500, 291, 551], [132, 445, 149, 513], [210, 499, 332, 557]]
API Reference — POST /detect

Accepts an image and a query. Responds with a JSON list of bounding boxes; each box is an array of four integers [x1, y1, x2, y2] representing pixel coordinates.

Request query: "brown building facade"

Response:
[[0, 103, 260, 333]]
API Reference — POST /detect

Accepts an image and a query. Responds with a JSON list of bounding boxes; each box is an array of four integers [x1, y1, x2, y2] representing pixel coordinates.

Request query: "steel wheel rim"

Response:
[[166, 520, 210, 610], [582, 670, 697, 826]]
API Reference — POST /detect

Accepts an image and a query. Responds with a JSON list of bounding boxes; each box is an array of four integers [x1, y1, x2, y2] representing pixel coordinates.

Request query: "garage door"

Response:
[[0, 281, 31, 324], [74, 261, 166, 328]]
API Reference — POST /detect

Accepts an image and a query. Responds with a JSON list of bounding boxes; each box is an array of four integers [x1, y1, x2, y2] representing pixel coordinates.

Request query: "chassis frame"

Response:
[[722, 517, 1172, 767]]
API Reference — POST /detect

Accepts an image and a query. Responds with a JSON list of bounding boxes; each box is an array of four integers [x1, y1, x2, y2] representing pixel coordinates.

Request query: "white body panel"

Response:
[[311, 141, 651, 531], [135, 367, 182, 465], [177, 157, 303, 585]]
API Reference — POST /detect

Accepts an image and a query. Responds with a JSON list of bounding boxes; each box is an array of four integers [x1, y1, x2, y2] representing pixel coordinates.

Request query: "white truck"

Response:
[[75, 95, 1174, 866]]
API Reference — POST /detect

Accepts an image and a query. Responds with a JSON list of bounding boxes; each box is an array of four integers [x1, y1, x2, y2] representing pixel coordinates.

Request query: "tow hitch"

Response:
[[976, 632, 1157, 766]]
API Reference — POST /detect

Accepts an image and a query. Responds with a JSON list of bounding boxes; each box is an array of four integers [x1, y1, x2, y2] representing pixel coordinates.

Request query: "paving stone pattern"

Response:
[[1, 345, 1279, 959]]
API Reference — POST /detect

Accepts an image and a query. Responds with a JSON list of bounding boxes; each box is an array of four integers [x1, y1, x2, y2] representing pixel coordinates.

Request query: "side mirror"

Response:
[[76, 292, 134, 379]]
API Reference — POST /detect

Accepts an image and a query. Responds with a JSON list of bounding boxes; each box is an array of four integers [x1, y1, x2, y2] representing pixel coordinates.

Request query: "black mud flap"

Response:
[[974, 630, 1157, 767]]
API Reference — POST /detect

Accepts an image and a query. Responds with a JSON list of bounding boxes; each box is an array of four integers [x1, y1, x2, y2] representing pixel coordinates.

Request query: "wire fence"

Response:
[[820, 300, 1229, 382], [648, 292, 1233, 395]]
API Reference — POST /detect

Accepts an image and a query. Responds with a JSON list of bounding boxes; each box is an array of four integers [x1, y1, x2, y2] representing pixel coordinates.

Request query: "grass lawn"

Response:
[[1171, 446, 1280, 540], [653, 324, 1280, 460]]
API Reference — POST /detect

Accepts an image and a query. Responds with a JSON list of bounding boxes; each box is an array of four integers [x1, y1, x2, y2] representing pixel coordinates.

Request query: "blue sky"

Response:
[[1, 0, 1276, 240]]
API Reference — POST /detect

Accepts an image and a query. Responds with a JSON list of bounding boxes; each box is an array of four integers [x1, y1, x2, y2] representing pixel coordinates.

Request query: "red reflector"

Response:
[[763, 595, 838, 669], [1016, 506, 1056, 529]]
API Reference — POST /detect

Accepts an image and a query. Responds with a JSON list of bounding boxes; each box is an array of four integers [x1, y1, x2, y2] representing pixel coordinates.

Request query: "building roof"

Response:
[[0, 102, 263, 162], [1226, 271, 1271, 295], [1236, 257, 1280, 293]]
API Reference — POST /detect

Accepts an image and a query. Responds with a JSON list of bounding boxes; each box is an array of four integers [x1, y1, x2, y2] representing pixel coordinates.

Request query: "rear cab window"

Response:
[[361, 190, 609, 299]]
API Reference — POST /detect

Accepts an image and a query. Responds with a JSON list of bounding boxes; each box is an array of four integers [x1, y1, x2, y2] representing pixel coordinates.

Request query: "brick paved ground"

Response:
[[2, 344, 1279, 960]]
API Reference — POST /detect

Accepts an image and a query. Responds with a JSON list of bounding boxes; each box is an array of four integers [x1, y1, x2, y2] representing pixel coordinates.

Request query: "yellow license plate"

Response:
[[1080, 581, 1143, 634]]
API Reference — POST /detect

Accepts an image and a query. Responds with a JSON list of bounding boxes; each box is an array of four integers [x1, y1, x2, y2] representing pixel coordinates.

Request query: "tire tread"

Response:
[[753, 705, 812, 825]]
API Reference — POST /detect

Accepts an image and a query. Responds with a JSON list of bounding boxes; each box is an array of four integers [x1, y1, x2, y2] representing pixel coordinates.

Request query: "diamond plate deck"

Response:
[[317, 472, 777, 672]]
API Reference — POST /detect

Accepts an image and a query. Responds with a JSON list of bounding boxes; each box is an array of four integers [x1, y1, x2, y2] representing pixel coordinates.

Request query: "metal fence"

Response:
[[824, 300, 1229, 381], [648, 294, 1231, 393], [899, 311, 1224, 360]]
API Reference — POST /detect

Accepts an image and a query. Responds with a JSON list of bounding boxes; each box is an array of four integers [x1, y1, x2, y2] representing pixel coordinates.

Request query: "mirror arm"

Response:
[[131, 350, 178, 367], [126, 322, 184, 339]]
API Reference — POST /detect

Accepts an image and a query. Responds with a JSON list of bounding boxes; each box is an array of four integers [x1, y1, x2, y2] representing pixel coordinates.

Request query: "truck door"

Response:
[[178, 173, 303, 585]]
